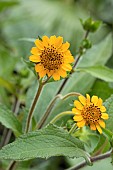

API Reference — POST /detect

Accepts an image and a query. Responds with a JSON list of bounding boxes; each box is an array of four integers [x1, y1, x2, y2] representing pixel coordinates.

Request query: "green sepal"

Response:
[[80, 18, 101, 32]]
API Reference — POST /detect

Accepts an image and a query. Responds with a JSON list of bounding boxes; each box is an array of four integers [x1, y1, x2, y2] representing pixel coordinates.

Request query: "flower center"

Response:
[[81, 104, 101, 124], [40, 45, 63, 71]]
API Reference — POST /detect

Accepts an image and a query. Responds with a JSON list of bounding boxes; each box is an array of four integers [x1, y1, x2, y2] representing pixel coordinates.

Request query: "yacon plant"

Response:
[[0, 18, 113, 170]]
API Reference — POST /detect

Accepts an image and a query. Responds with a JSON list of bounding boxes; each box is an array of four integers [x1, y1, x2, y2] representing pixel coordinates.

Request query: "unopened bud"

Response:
[[80, 18, 101, 32]]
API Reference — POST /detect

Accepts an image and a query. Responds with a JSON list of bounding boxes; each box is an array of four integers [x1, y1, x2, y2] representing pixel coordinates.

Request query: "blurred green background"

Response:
[[0, 0, 113, 169], [0, 0, 113, 109], [1, 0, 113, 59]]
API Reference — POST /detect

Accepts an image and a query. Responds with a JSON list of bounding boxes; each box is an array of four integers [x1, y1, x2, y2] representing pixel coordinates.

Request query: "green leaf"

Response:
[[77, 65, 113, 82], [61, 33, 112, 94], [89, 80, 113, 101], [104, 95, 113, 132], [0, 124, 90, 162], [0, 104, 22, 136]]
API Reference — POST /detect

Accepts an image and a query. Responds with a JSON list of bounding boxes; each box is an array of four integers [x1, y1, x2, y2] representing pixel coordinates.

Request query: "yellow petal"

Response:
[[100, 106, 106, 112], [74, 100, 83, 110], [50, 35, 56, 45], [52, 72, 60, 80], [47, 70, 54, 77], [77, 119, 86, 128], [64, 55, 74, 63], [98, 119, 105, 128], [42, 35, 50, 47], [35, 39, 44, 50], [72, 108, 81, 114], [60, 42, 70, 52], [55, 36, 63, 48], [64, 50, 72, 56], [101, 113, 109, 120], [29, 55, 40, 62], [58, 69, 67, 78], [78, 96, 86, 106], [97, 98, 103, 107], [73, 115, 83, 121], [35, 64, 43, 72], [91, 95, 98, 105], [95, 124, 102, 134], [62, 63, 72, 71], [31, 47, 41, 55], [90, 124, 96, 130], [39, 70, 46, 78], [86, 94, 90, 104]]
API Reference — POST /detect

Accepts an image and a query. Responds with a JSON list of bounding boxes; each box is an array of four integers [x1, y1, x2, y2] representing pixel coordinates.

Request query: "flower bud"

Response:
[[80, 18, 101, 32], [81, 39, 92, 49], [66, 119, 74, 130]]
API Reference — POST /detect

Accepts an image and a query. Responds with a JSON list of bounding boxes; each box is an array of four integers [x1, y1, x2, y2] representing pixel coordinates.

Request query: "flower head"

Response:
[[72, 94, 109, 134], [29, 35, 74, 80]]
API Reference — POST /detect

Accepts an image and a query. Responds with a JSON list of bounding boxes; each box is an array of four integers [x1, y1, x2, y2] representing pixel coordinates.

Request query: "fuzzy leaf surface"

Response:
[[0, 124, 89, 161]]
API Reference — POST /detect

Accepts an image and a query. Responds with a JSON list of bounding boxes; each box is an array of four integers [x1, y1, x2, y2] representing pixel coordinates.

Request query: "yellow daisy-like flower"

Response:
[[29, 35, 74, 80], [72, 94, 109, 134]]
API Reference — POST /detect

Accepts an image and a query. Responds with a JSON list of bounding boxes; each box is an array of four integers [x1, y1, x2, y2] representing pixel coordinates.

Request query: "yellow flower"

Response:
[[29, 35, 74, 80], [72, 94, 109, 134]]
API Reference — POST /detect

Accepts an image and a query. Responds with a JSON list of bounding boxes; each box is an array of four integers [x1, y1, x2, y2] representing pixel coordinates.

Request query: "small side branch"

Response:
[[37, 92, 81, 129], [66, 149, 112, 170]]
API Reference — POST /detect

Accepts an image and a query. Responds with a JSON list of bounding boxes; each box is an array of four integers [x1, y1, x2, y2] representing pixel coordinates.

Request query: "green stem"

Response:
[[7, 161, 17, 170], [50, 111, 74, 124], [25, 80, 46, 133], [92, 138, 108, 156], [37, 92, 81, 129], [102, 128, 113, 141], [69, 123, 77, 134], [66, 149, 112, 170], [56, 30, 90, 95], [37, 94, 61, 129], [25, 83, 43, 133], [62, 92, 81, 100]]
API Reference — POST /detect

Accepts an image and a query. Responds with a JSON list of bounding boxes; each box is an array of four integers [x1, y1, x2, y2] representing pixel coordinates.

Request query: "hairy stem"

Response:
[[37, 94, 61, 129], [56, 30, 89, 95], [37, 92, 81, 129], [25, 77, 50, 133], [66, 149, 112, 170], [69, 123, 77, 134], [25, 82, 43, 133], [92, 138, 108, 156], [50, 111, 74, 124], [7, 161, 17, 170]]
